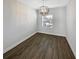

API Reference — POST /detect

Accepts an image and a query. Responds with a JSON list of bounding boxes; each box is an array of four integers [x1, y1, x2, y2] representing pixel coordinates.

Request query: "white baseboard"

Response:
[[37, 31, 66, 37], [4, 32, 37, 54], [66, 36, 76, 57]]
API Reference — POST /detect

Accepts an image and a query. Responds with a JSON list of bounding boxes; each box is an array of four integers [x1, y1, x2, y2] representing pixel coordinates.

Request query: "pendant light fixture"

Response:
[[40, 0, 49, 16]]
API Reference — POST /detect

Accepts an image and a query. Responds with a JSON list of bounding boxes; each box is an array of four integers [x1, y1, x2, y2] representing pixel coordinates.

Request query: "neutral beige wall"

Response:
[[37, 7, 67, 36], [66, 0, 76, 56], [3, 0, 37, 53]]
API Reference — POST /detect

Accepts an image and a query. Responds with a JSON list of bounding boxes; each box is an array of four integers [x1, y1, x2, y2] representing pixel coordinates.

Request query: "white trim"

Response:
[[37, 31, 66, 37], [66, 36, 76, 57], [3, 32, 37, 54]]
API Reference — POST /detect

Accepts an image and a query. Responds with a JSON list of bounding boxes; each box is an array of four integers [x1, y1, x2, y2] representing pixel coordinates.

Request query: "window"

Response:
[[42, 15, 53, 28]]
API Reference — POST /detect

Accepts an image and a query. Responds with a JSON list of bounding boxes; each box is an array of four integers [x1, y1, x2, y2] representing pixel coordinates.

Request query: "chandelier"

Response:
[[40, 0, 49, 16]]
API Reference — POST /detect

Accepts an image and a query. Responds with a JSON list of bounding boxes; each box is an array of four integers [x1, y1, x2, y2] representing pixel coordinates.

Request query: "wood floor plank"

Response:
[[4, 33, 75, 59]]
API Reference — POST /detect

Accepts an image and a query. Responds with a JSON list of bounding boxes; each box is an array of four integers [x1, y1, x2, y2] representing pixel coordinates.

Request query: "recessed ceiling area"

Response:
[[17, 0, 69, 9]]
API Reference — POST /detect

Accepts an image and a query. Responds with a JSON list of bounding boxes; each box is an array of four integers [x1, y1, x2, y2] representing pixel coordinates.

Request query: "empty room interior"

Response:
[[3, 0, 76, 59]]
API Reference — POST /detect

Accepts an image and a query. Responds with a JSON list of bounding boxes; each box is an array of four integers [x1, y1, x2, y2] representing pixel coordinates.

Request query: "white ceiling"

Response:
[[17, 0, 69, 9]]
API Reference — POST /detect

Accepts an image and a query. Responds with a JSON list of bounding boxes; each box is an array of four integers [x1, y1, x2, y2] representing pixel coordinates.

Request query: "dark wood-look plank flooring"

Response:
[[4, 33, 75, 59]]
